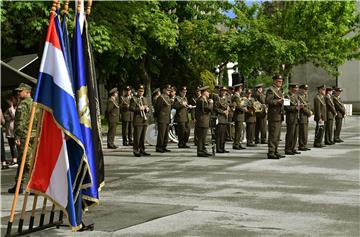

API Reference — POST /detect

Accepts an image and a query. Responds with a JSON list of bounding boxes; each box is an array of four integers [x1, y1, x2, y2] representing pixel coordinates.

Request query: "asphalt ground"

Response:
[[1, 116, 359, 237]]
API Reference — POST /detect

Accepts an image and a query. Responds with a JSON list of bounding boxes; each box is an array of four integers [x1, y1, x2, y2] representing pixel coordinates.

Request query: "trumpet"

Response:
[[138, 97, 148, 121]]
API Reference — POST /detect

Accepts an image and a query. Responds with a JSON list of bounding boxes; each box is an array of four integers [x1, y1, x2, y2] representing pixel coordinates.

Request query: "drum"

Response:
[[145, 123, 179, 145], [145, 124, 157, 146]]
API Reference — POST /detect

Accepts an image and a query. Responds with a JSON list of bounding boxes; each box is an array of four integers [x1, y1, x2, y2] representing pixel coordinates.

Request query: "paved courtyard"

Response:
[[1, 116, 359, 236]]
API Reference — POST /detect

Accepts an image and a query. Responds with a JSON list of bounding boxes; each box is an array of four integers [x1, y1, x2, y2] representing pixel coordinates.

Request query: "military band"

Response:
[[173, 86, 191, 148], [195, 86, 213, 157], [284, 83, 301, 155], [266, 75, 285, 159], [214, 86, 230, 153], [245, 89, 256, 147], [333, 87, 345, 143], [324, 87, 337, 145], [313, 85, 327, 148], [120, 86, 133, 146], [154, 85, 172, 153], [298, 84, 312, 151], [130, 85, 151, 157], [106, 87, 120, 149], [232, 84, 247, 150], [105, 78, 346, 160], [254, 84, 267, 144]]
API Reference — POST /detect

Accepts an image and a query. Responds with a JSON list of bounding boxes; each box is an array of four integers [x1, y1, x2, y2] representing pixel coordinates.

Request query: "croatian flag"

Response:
[[27, 14, 91, 230]]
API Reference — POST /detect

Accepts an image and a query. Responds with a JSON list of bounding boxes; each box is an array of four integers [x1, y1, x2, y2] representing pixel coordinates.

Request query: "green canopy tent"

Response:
[[1, 60, 37, 91]]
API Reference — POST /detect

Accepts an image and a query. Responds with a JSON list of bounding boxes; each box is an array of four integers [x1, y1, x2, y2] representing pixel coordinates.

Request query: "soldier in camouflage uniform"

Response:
[[8, 83, 36, 194]]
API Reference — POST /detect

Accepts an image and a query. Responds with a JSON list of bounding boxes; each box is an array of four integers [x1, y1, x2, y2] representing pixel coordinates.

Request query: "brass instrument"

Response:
[[138, 97, 148, 121], [253, 101, 264, 113]]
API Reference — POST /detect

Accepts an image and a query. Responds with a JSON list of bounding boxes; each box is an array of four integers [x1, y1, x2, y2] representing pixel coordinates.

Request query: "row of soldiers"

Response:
[[106, 75, 346, 158]]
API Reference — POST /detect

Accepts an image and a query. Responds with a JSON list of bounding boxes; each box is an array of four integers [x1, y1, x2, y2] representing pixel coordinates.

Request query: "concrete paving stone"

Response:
[[1, 116, 359, 236]]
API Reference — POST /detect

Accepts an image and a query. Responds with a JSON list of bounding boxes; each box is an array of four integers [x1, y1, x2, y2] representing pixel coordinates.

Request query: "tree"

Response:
[[229, 0, 360, 84], [1, 1, 50, 59]]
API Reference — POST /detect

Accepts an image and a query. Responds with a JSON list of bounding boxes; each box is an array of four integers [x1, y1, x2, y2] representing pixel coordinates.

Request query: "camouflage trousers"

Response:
[[15, 138, 34, 184]]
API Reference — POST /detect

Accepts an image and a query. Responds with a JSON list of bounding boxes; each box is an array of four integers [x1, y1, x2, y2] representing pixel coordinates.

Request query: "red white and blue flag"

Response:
[[27, 14, 91, 230]]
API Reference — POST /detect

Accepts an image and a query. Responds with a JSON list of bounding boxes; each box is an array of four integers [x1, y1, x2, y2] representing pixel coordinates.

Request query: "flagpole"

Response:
[[78, 0, 82, 13], [86, 0, 92, 16], [6, 3, 57, 236], [63, 0, 69, 15]]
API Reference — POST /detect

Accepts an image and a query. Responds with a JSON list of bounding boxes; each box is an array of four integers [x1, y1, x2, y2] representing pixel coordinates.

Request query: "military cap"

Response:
[[15, 83, 32, 92], [228, 86, 234, 90], [215, 85, 220, 89], [326, 87, 333, 92], [334, 87, 343, 92], [163, 84, 171, 91], [288, 83, 298, 88], [180, 86, 187, 92], [138, 85, 145, 92], [195, 86, 200, 92], [220, 86, 228, 91], [299, 84, 308, 90], [233, 83, 244, 88], [272, 74, 283, 80], [109, 87, 118, 95], [152, 87, 160, 94], [171, 86, 177, 92], [317, 85, 326, 90], [199, 86, 209, 92], [246, 89, 253, 94], [124, 86, 131, 91], [255, 83, 264, 88]]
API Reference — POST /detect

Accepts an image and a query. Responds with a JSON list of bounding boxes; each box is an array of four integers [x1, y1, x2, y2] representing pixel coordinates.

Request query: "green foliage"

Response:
[[1, 1, 50, 58], [200, 70, 216, 91], [1, 0, 358, 90]]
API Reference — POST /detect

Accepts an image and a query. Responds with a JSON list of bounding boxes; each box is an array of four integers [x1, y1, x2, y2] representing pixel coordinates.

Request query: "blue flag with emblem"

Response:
[[72, 12, 99, 207]]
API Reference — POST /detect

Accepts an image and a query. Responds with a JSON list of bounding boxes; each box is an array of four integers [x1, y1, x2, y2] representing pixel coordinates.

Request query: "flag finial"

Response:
[[62, 0, 70, 15], [51, 0, 57, 15], [86, 0, 93, 16], [77, 0, 82, 14]]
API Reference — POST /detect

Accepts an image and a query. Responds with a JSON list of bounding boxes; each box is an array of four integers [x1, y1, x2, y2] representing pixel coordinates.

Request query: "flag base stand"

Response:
[[5, 220, 63, 237], [79, 216, 94, 231]]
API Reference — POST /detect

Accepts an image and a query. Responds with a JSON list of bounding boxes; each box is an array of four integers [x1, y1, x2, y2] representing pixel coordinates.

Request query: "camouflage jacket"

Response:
[[14, 97, 35, 141]]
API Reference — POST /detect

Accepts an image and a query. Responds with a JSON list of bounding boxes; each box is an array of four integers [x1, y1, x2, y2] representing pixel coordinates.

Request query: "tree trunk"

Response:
[[140, 57, 155, 124]]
